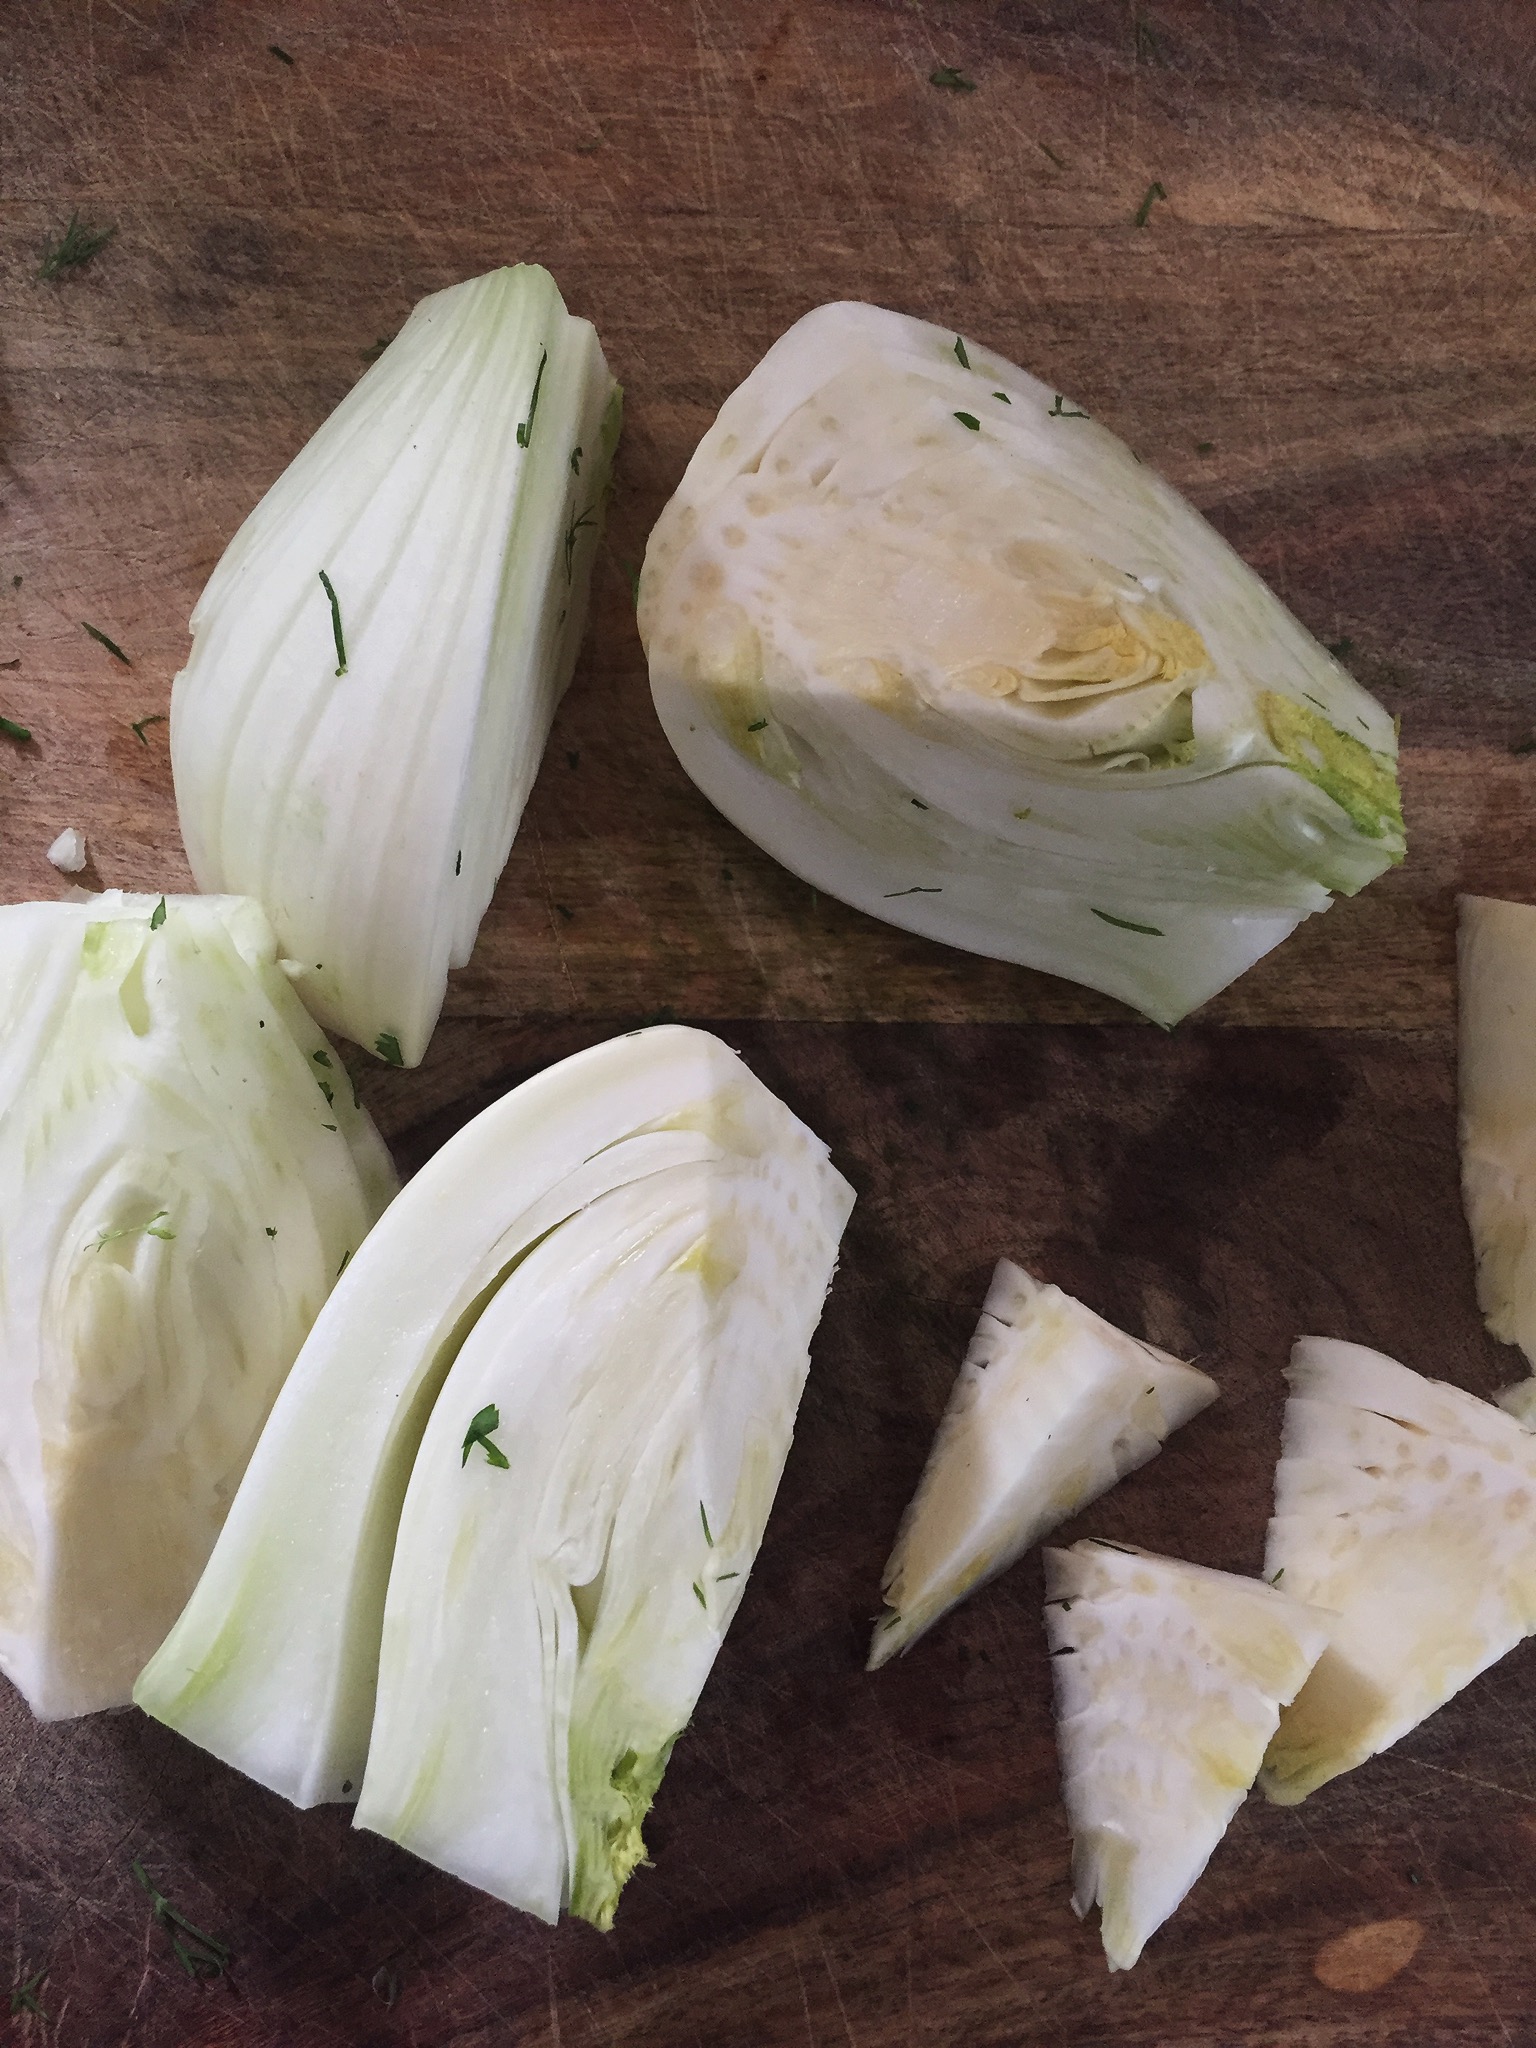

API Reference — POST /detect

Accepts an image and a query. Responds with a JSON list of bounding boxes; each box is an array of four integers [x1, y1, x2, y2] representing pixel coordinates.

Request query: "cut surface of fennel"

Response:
[[1458, 895, 1536, 1394], [1260, 1337, 1536, 1805], [1045, 1539, 1329, 1971], [0, 892, 395, 1719], [135, 1026, 853, 1930], [869, 1259, 1215, 1668], [172, 263, 620, 1067], [640, 301, 1403, 1025]]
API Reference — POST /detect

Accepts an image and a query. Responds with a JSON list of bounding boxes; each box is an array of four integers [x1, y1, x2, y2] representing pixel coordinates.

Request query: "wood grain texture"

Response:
[[2, 2, 1536, 2043]]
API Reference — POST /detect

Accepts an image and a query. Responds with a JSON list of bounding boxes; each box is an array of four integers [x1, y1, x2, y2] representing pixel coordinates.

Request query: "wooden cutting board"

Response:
[[2, 4, 1534, 2043]]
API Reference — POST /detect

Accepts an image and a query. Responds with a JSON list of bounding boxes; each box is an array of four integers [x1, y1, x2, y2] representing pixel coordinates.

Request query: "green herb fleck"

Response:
[[564, 504, 598, 583], [265, 1226, 277, 1238], [337, 1248, 350, 1276], [0, 715, 30, 743], [132, 1859, 230, 1982], [39, 213, 116, 282], [1132, 9, 1167, 63], [911, 796, 928, 808], [567, 750, 581, 770], [1048, 395, 1088, 419], [150, 896, 167, 930], [717, 1571, 739, 1581], [454, 849, 462, 875], [624, 559, 641, 608], [953, 335, 970, 369], [96, 1210, 176, 1252], [570, 445, 583, 475], [9, 1966, 48, 2021], [693, 1580, 707, 1609], [318, 1079, 334, 1106], [268, 42, 294, 64], [1091, 907, 1165, 936], [461, 1402, 510, 1470], [556, 902, 574, 920], [318, 570, 347, 676], [883, 885, 942, 897], [746, 718, 768, 733], [929, 65, 975, 91], [1195, 440, 1214, 454], [1326, 637, 1355, 659], [1133, 180, 1168, 228], [1013, 807, 1032, 820], [312, 1048, 332, 1067], [993, 391, 1011, 403], [700, 1502, 714, 1546], [360, 335, 393, 364], [516, 347, 548, 449], [1514, 734, 1536, 757], [1269, 1568, 1285, 1584], [375, 1032, 404, 1067], [320, 1122, 337, 1131], [1303, 692, 1328, 710], [954, 411, 981, 431], [131, 713, 167, 744], [1039, 141, 1066, 168], [83, 621, 130, 664]]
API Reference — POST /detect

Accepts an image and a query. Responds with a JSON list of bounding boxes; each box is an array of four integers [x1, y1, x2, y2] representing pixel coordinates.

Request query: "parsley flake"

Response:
[[516, 348, 548, 449], [461, 1403, 510, 1469], [0, 715, 30, 743], [375, 1032, 404, 1067], [747, 717, 768, 732], [954, 411, 981, 431], [39, 213, 116, 282], [82, 621, 130, 664], [9, 1966, 48, 2021], [1048, 395, 1088, 419], [268, 42, 294, 64], [150, 896, 167, 929], [953, 335, 970, 368], [700, 1501, 714, 1546], [1133, 179, 1168, 228], [1091, 907, 1164, 936], [318, 570, 347, 676], [131, 713, 167, 744], [131, 1860, 230, 1981], [929, 66, 976, 91]]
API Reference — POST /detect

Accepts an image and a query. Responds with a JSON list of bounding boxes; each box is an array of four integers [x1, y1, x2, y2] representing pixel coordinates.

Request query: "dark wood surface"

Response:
[[2, 4, 1535, 2043]]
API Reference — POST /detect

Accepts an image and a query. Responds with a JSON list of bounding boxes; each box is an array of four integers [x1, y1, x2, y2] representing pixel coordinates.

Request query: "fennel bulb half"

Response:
[[136, 1026, 852, 1928], [172, 264, 621, 1067], [1260, 1338, 1536, 1804], [1045, 1539, 1329, 1971], [1458, 894, 1536, 1392], [869, 1259, 1215, 1668], [640, 301, 1404, 1025], [0, 892, 395, 1719]]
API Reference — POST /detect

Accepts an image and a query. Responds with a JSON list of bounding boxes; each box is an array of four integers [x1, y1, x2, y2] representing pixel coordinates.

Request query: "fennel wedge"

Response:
[[136, 1026, 852, 1931], [640, 301, 1403, 1025], [0, 893, 394, 1719], [172, 264, 621, 1066]]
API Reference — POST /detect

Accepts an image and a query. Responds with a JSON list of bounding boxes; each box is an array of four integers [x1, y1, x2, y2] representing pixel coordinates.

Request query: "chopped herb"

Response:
[[375, 1032, 404, 1067], [563, 504, 597, 582], [131, 713, 167, 744], [953, 335, 970, 369], [9, 1966, 48, 2020], [1302, 692, 1328, 710], [131, 1860, 230, 1981], [150, 896, 167, 929], [1195, 439, 1214, 454], [454, 849, 462, 874], [700, 1501, 714, 1546], [82, 621, 130, 664], [0, 715, 30, 743], [1133, 179, 1168, 228], [1048, 394, 1088, 418], [1513, 734, 1536, 757], [1269, 1568, 1285, 1584], [0, 656, 17, 669], [318, 1080, 335, 1106], [336, 1248, 350, 1276], [318, 569, 347, 676], [746, 717, 768, 733], [1039, 141, 1066, 168], [555, 902, 574, 920], [693, 1580, 707, 1609], [910, 796, 929, 808], [265, 1226, 277, 1238], [883, 885, 942, 897], [1012, 807, 1032, 820], [11, 576, 20, 589], [39, 212, 116, 281], [1049, 1645, 1077, 1657], [320, 1122, 338, 1131], [993, 390, 1011, 403], [360, 335, 393, 364], [566, 749, 580, 770], [1326, 637, 1355, 659], [461, 1402, 510, 1470], [268, 42, 294, 64], [515, 347, 548, 449], [1091, 907, 1164, 935], [929, 65, 976, 91], [717, 1570, 739, 1581], [311, 1048, 332, 1067], [1132, 9, 1167, 62], [954, 411, 980, 431], [570, 445, 583, 475]]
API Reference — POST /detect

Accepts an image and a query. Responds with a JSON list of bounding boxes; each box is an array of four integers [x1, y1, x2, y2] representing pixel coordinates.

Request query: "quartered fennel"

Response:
[[640, 301, 1404, 1025], [1260, 1337, 1536, 1804], [172, 264, 621, 1067], [1046, 1539, 1329, 1971], [869, 1259, 1215, 1667], [0, 893, 394, 1719]]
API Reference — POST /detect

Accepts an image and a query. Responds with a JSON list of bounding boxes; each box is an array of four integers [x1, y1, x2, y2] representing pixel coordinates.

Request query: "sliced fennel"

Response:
[[172, 264, 621, 1067], [868, 1259, 1215, 1668], [640, 301, 1403, 1025], [1458, 895, 1536, 1392], [1260, 1337, 1536, 1805], [0, 892, 394, 1719], [136, 1025, 852, 1931], [1045, 1539, 1329, 1972]]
